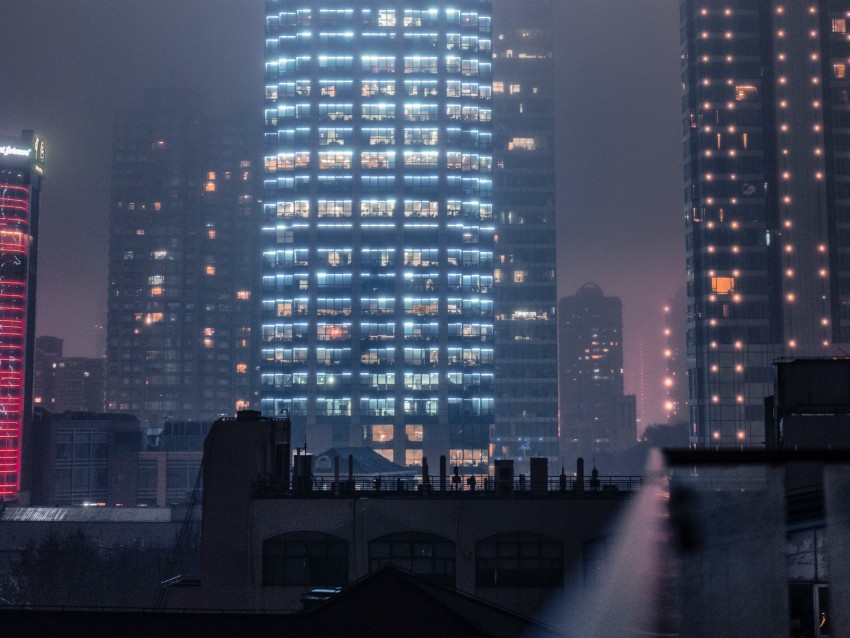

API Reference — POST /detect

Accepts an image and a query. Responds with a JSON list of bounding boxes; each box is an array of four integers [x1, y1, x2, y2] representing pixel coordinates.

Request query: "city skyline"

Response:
[[0, 0, 682, 427]]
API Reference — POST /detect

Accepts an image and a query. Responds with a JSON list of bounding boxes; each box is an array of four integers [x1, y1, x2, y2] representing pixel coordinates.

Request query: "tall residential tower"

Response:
[[682, 0, 850, 445], [263, 0, 494, 470], [106, 94, 260, 429]]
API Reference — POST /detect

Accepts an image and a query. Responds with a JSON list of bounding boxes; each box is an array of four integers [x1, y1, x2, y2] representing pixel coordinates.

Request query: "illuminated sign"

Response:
[[33, 136, 45, 162], [0, 145, 31, 158]]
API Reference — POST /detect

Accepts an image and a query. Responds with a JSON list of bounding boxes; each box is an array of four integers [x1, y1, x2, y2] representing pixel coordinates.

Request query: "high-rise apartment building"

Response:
[[263, 0, 494, 470], [682, 1, 850, 445], [106, 93, 260, 429], [0, 130, 45, 501], [558, 284, 636, 461], [491, 0, 558, 474]]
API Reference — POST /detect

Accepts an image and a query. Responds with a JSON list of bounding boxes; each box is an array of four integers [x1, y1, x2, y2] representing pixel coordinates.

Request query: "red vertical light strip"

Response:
[[0, 183, 29, 500]]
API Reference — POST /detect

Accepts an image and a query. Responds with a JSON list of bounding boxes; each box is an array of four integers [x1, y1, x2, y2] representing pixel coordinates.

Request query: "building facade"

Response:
[[34, 337, 105, 413], [491, 0, 559, 474], [262, 0, 495, 470], [558, 284, 636, 460], [682, 0, 850, 446], [105, 93, 260, 429], [0, 130, 45, 501]]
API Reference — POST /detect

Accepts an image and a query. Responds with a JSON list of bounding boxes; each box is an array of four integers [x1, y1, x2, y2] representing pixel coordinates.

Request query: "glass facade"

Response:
[[0, 130, 44, 501], [491, 0, 558, 474], [263, 0, 494, 470], [681, 0, 850, 446]]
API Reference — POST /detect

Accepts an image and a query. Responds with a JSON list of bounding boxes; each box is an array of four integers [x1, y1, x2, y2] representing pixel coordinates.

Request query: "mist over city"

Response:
[[0, 1, 846, 636]]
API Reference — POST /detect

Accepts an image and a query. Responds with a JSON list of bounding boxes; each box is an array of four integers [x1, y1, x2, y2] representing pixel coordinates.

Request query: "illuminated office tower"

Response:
[[682, 1, 850, 445], [263, 0, 494, 470], [491, 0, 558, 474], [0, 130, 45, 501], [106, 94, 260, 429]]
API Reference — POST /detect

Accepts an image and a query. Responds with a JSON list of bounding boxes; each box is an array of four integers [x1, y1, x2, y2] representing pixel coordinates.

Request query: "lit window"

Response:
[[513, 270, 527, 283], [203, 327, 215, 336], [372, 424, 394, 442], [735, 85, 757, 101], [833, 18, 847, 33], [207, 171, 216, 180], [711, 277, 735, 294], [509, 83, 521, 94], [492, 81, 504, 94], [153, 202, 162, 211], [205, 265, 216, 276], [236, 290, 251, 300], [236, 363, 248, 374], [207, 229, 216, 239], [150, 287, 163, 296], [405, 449, 423, 466], [204, 182, 216, 192], [508, 137, 536, 151], [835, 64, 847, 79], [405, 424, 423, 442]]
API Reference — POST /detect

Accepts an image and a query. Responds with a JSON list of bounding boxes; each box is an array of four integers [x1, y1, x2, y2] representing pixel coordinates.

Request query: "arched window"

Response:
[[476, 532, 563, 587], [263, 531, 348, 586], [368, 532, 455, 586]]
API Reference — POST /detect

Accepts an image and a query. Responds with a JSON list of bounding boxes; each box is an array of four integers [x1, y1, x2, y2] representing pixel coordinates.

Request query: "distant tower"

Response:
[[558, 284, 636, 461], [0, 130, 46, 501], [105, 92, 260, 429], [681, 1, 850, 445]]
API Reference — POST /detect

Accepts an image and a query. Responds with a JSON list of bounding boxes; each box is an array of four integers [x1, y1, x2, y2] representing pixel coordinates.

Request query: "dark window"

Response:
[[476, 532, 563, 587], [263, 532, 348, 586], [368, 532, 455, 586]]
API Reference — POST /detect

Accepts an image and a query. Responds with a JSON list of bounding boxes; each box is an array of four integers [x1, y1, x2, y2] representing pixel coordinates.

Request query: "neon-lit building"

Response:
[[0, 130, 45, 501], [262, 0, 494, 470], [681, 1, 850, 446]]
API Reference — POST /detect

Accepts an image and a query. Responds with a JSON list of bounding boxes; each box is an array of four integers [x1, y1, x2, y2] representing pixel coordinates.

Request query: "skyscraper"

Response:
[[0, 130, 45, 501], [681, 1, 850, 446], [106, 93, 260, 429], [558, 284, 636, 461], [262, 0, 494, 470], [491, 0, 559, 474]]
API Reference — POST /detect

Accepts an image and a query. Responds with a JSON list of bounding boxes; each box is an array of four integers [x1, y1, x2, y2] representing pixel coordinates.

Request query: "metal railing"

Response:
[[253, 474, 643, 498]]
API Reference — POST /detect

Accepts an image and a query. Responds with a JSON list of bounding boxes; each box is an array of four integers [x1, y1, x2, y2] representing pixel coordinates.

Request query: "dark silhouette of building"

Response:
[[0, 130, 46, 502], [558, 284, 636, 460], [30, 411, 142, 506], [105, 91, 260, 429], [681, 1, 850, 446], [33, 337, 105, 413], [162, 410, 634, 618], [491, 0, 559, 474], [261, 0, 495, 470]]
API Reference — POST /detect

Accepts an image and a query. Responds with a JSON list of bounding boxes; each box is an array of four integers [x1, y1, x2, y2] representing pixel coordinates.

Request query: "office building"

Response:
[[105, 93, 260, 429], [558, 284, 636, 460], [0, 130, 45, 501], [491, 0, 559, 474], [681, 1, 850, 445], [262, 0, 495, 469]]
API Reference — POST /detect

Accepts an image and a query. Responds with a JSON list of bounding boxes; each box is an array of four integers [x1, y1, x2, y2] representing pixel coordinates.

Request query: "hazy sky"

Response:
[[0, 1, 683, 426]]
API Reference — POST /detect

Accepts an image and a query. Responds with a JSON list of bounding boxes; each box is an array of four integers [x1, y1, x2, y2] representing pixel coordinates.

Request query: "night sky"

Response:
[[0, 1, 682, 427]]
